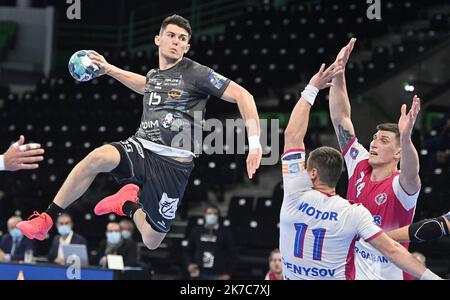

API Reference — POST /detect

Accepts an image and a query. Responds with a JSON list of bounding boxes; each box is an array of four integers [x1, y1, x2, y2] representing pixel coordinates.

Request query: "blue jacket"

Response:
[[0, 233, 35, 261]]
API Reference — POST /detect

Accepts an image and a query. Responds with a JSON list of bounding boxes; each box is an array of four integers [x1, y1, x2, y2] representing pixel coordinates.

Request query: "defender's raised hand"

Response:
[[309, 63, 344, 90]]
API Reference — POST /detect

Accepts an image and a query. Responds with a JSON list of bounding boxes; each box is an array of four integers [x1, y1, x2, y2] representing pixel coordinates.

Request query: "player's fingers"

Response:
[[18, 156, 44, 163], [19, 148, 45, 157], [323, 63, 335, 75], [19, 143, 41, 152], [412, 100, 419, 117], [401, 104, 407, 116], [318, 63, 325, 74], [330, 66, 343, 78], [17, 163, 39, 170], [90, 58, 104, 67], [248, 156, 255, 172], [256, 155, 262, 169], [251, 156, 258, 171], [89, 50, 101, 57], [349, 38, 356, 49], [18, 135, 25, 145], [247, 159, 255, 179], [12, 135, 24, 149]]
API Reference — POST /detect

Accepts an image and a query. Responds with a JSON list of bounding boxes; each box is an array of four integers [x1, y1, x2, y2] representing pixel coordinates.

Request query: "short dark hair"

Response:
[[160, 14, 192, 38], [376, 123, 400, 145], [269, 248, 280, 262], [204, 204, 221, 217], [57, 213, 73, 223], [307, 146, 343, 188]]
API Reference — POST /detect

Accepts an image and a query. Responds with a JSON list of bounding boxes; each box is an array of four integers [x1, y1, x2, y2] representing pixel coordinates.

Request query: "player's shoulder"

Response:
[[182, 57, 206, 71], [348, 159, 371, 177], [332, 195, 366, 213], [179, 57, 212, 82], [146, 68, 158, 78]]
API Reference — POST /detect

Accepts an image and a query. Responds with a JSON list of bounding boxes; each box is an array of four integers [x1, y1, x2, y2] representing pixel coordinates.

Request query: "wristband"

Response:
[[420, 268, 441, 280], [301, 84, 319, 106], [248, 135, 262, 150]]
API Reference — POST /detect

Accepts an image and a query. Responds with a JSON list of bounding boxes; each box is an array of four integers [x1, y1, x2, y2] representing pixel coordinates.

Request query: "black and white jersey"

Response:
[[135, 57, 231, 156]]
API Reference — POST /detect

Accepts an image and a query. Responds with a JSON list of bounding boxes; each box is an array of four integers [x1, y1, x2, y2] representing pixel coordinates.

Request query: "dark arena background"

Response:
[[0, 0, 449, 281]]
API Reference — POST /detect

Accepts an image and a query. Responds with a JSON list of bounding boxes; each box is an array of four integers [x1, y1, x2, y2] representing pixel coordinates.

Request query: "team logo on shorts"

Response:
[[350, 147, 359, 159], [374, 193, 388, 206], [158, 193, 179, 220], [208, 72, 227, 90]]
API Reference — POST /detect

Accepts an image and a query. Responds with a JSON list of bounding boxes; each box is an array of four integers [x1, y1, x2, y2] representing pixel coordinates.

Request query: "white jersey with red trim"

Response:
[[342, 137, 420, 280], [280, 149, 382, 280]]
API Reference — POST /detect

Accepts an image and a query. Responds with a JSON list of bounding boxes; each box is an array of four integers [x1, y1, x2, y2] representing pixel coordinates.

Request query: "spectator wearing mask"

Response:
[[186, 205, 238, 280], [48, 213, 87, 265], [119, 219, 135, 241], [0, 216, 35, 262], [95, 222, 137, 267]]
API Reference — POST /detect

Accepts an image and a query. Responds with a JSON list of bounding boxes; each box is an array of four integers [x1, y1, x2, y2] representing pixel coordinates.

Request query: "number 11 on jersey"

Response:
[[294, 223, 326, 261]]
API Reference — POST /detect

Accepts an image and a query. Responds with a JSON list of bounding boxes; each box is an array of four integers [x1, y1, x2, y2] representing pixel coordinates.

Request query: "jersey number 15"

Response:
[[148, 92, 161, 106]]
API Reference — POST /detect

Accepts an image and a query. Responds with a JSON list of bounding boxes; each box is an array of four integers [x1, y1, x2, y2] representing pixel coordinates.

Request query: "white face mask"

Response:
[[205, 214, 218, 226]]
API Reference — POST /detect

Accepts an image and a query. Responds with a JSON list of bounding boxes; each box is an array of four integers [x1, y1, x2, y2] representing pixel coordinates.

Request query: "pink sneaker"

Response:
[[16, 211, 53, 241], [94, 184, 140, 216]]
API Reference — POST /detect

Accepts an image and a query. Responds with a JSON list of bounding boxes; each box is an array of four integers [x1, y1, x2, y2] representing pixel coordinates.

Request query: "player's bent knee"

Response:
[[142, 237, 161, 250], [142, 232, 165, 250], [85, 145, 120, 173]]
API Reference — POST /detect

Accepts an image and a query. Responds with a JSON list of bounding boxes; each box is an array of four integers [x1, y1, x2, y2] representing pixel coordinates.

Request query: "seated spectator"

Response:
[[186, 204, 238, 280], [48, 213, 87, 265], [94, 222, 137, 268], [265, 248, 283, 280], [119, 219, 135, 241], [0, 216, 35, 262]]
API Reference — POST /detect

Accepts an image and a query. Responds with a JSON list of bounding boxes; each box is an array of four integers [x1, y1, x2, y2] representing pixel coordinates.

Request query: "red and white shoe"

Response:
[[94, 184, 140, 216], [16, 211, 53, 241]]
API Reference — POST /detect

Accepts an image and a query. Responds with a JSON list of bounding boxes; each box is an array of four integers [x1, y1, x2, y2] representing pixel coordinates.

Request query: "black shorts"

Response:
[[110, 137, 194, 233]]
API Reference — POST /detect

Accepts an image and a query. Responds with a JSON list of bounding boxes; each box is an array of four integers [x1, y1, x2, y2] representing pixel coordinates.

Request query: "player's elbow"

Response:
[[234, 87, 253, 104], [399, 176, 421, 195], [330, 113, 350, 126]]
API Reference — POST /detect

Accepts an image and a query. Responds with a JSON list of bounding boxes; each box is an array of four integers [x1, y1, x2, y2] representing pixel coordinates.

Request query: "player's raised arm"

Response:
[[398, 95, 422, 194], [329, 38, 357, 151], [368, 232, 441, 279], [221, 81, 262, 179], [89, 50, 147, 95], [284, 63, 343, 152], [387, 211, 450, 243]]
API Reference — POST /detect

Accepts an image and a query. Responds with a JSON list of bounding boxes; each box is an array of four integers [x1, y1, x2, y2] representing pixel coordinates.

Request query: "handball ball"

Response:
[[68, 50, 99, 82]]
